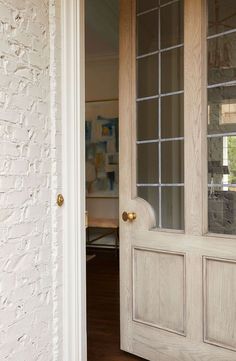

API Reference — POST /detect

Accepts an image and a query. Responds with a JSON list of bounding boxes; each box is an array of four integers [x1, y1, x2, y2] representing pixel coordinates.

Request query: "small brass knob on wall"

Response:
[[57, 194, 64, 207], [122, 211, 137, 222]]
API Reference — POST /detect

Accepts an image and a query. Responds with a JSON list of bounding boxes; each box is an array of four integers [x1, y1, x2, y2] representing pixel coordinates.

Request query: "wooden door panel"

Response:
[[133, 248, 185, 335], [119, 0, 236, 360], [131, 321, 236, 361], [121, 229, 236, 359], [204, 257, 236, 351]]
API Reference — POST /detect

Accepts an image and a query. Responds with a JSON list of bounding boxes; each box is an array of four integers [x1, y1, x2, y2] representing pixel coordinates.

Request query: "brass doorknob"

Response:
[[122, 211, 137, 222], [57, 194, 64, 207]]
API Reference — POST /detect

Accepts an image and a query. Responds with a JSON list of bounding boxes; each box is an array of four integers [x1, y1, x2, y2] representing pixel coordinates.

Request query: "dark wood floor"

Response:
[[87, 249, 145, 361]]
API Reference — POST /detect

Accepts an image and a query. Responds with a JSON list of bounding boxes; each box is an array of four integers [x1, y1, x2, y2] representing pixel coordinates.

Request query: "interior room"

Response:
[[84, 0, 184, 358], [85, 0, 236, 360], [85, 0, 119, 248], [85, 1, 139, 360]]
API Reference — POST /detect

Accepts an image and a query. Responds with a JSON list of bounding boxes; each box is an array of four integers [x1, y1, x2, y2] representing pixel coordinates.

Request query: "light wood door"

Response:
[[119, 1, 236, 360]]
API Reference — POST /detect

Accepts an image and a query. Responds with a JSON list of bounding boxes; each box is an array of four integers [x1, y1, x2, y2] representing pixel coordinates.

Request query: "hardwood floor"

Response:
[[87, 249, 145, 361]]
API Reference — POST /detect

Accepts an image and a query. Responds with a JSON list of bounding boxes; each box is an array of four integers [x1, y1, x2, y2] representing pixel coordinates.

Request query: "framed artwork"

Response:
[[85, 99, 119, 198]]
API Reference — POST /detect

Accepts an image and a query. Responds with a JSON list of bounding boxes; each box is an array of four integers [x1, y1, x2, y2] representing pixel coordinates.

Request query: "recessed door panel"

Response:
[[204, 257, 236, 351], [133, 248, 185, 335]]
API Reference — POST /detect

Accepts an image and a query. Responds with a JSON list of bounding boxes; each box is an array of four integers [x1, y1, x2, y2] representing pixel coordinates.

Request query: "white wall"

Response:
[[86, 56, 118, 101], [0, 0, 62, 360], [85, 56, 119, 219]]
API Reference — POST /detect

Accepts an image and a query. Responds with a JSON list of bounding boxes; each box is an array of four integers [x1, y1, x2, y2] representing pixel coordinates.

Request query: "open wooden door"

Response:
[[119, 0, 236, 360]]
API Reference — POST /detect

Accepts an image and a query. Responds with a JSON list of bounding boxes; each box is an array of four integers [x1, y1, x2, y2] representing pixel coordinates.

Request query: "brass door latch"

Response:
[[122, 211, 137, 222], [57, 194, 64, 207]]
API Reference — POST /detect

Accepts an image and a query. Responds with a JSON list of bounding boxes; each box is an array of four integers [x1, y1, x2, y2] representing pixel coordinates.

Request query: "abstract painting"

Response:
[[85, 103, 119, 197]]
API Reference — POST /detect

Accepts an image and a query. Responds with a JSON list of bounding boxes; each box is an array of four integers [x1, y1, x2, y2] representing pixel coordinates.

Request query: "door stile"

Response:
[[184, 0, 208, 341], [119, 0, 136, 206], [130, 0, 138, 201], [184, 0, 208, 236], [120, 0, 157, 354], [119, 0, 135, 353]]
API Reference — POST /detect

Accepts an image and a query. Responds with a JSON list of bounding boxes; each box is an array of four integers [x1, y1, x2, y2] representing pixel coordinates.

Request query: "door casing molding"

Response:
[[61, 0, 87, 360]]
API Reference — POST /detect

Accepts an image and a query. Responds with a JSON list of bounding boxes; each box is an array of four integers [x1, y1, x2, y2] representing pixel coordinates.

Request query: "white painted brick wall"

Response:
[[0, 0, 63, 360]]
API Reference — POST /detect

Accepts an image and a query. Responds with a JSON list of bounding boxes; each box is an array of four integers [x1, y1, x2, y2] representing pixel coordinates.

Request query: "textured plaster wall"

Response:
[[0, 0, 62, 360]]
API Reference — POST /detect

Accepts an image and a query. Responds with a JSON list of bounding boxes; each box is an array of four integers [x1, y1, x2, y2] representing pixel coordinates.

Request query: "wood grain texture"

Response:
[[133, 248, 185, 335], [184, 0, 208, 235], [204, 257, 236, 351], [88, 217, 119, 228], [119, 0, 156, 355], [119, 0, 236, 360], [119, 0, 136, 354]]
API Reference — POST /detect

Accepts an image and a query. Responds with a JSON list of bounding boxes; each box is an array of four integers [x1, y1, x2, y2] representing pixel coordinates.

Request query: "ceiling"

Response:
[[85, 0, 119, 59]]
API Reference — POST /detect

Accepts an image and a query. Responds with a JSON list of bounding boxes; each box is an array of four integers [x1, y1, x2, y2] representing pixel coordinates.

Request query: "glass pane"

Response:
[[161, 0, 183, 49], [208, 0, 236, 234], [162, 187, 184, 229], [137, 143, 158, 183], [137, 55, 158, 98], [208, 86, 236, 134], [161, 140, 184, 183], [137, 11, 158, 55], [137, 0, 158, 14], [161, 94, 184, 138], [137, 186, 159, 221], [208, 33, 236, 86], [208, 186, 236, 234], [208, 0, 236, 36], [161, 47, 183, 94], [137, 99, 158, 141], [208, 136, 236, 185], [136, 0, 184, 230]]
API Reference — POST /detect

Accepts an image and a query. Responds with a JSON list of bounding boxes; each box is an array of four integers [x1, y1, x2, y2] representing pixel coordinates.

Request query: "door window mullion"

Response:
[[136, 0, 184, 231]]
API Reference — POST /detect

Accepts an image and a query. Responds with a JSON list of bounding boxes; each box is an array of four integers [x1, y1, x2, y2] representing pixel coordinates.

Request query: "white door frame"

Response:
[[61, 0, 87, 360], [59, 0, 236, 360]]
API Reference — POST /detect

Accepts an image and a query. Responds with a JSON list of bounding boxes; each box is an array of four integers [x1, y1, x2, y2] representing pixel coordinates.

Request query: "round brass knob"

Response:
[[57, 194, 64, 207], [122, 211, 137, 222]]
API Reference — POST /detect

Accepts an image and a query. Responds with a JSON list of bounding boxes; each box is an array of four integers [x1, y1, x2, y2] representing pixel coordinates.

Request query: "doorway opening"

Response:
[[64, 0, 236, 360], [84, 1, 142, 360]]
